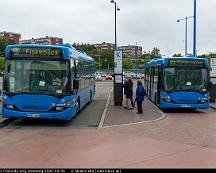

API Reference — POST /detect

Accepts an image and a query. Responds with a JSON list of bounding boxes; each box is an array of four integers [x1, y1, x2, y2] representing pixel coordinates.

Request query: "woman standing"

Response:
[[135, 80, 145, 114]]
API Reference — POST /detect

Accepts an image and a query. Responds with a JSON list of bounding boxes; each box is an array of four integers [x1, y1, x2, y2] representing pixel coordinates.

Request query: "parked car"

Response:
[[95, 74, 103, 81], [123, 71, 133, 78], [105, 75, 113, 80]]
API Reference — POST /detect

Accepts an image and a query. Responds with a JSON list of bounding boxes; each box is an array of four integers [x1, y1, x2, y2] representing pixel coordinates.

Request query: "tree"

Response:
[[172, 53, 182, 57], [123, 58, 134, 69], [0, 37, 16, 55], [0, 57, 4, 71], [150, 47, 161, 59]]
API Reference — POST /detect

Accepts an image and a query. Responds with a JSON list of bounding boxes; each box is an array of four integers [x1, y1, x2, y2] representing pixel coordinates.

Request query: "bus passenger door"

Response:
[[157, 66, 163, 105]]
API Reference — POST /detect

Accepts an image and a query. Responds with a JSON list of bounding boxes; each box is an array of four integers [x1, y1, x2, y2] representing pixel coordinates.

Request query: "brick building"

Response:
[[93, 42, 114, 51], [20, 36, 63, 45], [0, 31, 21, 44], [118, 45, 142, 59]]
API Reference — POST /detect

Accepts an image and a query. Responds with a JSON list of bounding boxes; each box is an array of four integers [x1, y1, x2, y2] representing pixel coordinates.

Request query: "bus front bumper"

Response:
[[2, 107, 77, 121], [160, 100, 209, 109]]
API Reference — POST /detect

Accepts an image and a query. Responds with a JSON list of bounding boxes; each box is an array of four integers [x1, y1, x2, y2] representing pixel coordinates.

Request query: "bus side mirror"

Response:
[[73, 79, 79, 90]]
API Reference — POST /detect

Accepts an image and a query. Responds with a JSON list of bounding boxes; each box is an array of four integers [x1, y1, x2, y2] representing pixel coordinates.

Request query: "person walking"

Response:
[[135, 80, 145, 114]]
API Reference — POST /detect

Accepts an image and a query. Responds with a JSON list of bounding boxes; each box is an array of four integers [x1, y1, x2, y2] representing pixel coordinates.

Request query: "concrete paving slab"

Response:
[[103, 91, 165, 127]]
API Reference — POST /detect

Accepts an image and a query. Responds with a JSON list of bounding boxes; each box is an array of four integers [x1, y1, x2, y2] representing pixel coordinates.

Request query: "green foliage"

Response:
[[150, 47, 161, 58], [208, 53, 216, 59], [172, 53, 182, 57], [0, 57, 5, 71], [72, 43, 96, 52], [72, 43, 114, 70], [0, 37, 16, 55], [197, 54, 208, 58], [123, 58, 134, 69]]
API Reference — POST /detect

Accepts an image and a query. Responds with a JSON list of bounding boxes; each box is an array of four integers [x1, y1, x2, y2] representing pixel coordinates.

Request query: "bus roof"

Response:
[[5, 44, 95, 62], [144, 57, 208, 68]]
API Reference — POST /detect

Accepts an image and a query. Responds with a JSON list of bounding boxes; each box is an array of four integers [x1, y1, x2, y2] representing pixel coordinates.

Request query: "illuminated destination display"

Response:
[[10, 47, 63, 58], [168, 59, 205, 67]]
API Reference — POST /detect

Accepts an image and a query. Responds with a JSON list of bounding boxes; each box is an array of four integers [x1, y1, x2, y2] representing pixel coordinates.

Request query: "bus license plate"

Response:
[[27, 114, 40, 118], [181, 105, 191, 108]]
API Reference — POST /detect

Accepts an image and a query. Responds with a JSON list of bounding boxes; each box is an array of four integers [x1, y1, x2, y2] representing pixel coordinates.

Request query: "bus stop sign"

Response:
[[114, 50, 123, 106]]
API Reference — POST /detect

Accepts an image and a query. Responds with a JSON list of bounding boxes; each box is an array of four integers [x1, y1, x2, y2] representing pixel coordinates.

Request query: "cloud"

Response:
[[0, 0, 216, 56]]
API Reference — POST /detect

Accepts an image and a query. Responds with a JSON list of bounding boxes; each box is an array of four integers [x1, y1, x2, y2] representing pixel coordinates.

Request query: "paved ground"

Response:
[[1, 81, 216, 168], [103, 92, 164, 127]]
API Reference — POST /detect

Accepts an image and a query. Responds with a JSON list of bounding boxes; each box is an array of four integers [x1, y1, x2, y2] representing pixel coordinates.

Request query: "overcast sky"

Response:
[[1, 0, 216, 56]]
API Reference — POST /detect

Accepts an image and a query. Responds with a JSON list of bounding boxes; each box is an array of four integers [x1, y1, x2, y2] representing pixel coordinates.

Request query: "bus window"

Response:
[[164, 68, 175, 91]]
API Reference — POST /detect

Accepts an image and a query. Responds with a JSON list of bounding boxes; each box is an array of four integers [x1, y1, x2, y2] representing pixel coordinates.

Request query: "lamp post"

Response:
[[110, 0, 122, 106], [110, 0, 120, 50], [193, 0, 197, 57], [177, 16, 193, 56]]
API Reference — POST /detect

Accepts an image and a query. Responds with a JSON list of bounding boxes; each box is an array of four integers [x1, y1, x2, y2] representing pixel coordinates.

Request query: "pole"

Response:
[[114, 2, 117, 50], [135, 43, 138, 79], [185, 16, 188, 56], [193, 0, 197, 57]]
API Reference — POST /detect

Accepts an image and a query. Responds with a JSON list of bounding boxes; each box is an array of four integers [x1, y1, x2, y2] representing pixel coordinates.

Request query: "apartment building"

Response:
[[118, 45, 142, 59], [20, 36, 63, 45], [93, 42, 114, 51], [0, 31, 21, 44]]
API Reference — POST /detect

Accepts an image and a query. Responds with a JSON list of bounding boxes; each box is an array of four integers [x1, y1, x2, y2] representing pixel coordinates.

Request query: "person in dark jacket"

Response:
[[123, 77, 133, 109], [135, 80, 145, 114], [127, 76, 134, 109], [123, 78, 129, 109]]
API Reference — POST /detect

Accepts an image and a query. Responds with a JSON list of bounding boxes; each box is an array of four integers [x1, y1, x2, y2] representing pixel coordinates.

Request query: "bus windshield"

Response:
[[4, 60, 70, 96], [164, 67, 208, 92]]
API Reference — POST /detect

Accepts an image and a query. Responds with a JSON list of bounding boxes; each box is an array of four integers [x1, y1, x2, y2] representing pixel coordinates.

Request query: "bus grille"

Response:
[[18, 106, 50, 112], [173, 98, 197, 104]]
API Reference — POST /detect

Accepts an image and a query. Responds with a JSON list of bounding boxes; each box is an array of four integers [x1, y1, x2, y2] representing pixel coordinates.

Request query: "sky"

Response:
[[1, 0, 216, 57]]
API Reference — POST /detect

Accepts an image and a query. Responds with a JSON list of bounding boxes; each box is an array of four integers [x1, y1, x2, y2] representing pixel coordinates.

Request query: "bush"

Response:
[[0, 57, 5, 71]]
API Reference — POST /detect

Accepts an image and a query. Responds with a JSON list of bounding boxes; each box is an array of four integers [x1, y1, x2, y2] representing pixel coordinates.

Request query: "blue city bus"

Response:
[[2, 44, 95, 120], [144, 57, 209, 109]]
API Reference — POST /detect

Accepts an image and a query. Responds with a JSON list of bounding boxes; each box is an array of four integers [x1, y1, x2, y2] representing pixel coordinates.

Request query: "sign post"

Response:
[[114, 50, 123, 106]]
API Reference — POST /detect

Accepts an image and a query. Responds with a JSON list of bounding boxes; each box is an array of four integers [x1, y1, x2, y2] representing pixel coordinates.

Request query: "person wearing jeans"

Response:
[[135, 80, 145, 114]]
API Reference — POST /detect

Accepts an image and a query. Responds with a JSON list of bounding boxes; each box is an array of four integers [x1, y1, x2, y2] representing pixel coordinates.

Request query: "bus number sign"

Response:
[[10, 47, 63, 58], [169, 59, 205, 67]]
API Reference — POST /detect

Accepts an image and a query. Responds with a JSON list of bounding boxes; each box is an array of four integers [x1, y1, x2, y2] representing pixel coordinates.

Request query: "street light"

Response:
[[111, 0, 122, 106], [110, 0, 120, 50], [177, 16, 193, 56], [193, 0, 197, 57]]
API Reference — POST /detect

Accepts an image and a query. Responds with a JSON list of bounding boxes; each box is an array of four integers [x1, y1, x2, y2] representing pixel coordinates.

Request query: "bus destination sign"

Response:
[[168, 59, 205, 67], [10, 47, 63, 58]]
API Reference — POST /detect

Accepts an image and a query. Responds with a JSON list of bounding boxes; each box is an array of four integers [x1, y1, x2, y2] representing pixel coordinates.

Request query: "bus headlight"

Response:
[[201, 100, 208, 103], [55, 107, 64, 111], [6, 105, 14, 110], [164, 98, 171, 102]]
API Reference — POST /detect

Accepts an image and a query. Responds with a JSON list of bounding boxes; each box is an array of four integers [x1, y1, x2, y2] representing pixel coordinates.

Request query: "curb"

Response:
[[0, 117, 16, 128], [98, 87, 113, 129], [210, 105, 216, 110]]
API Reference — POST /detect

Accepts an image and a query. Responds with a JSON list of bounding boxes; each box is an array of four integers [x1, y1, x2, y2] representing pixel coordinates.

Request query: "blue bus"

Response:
[[2, 44, 95, 120], [144, 57, 209, 109]]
